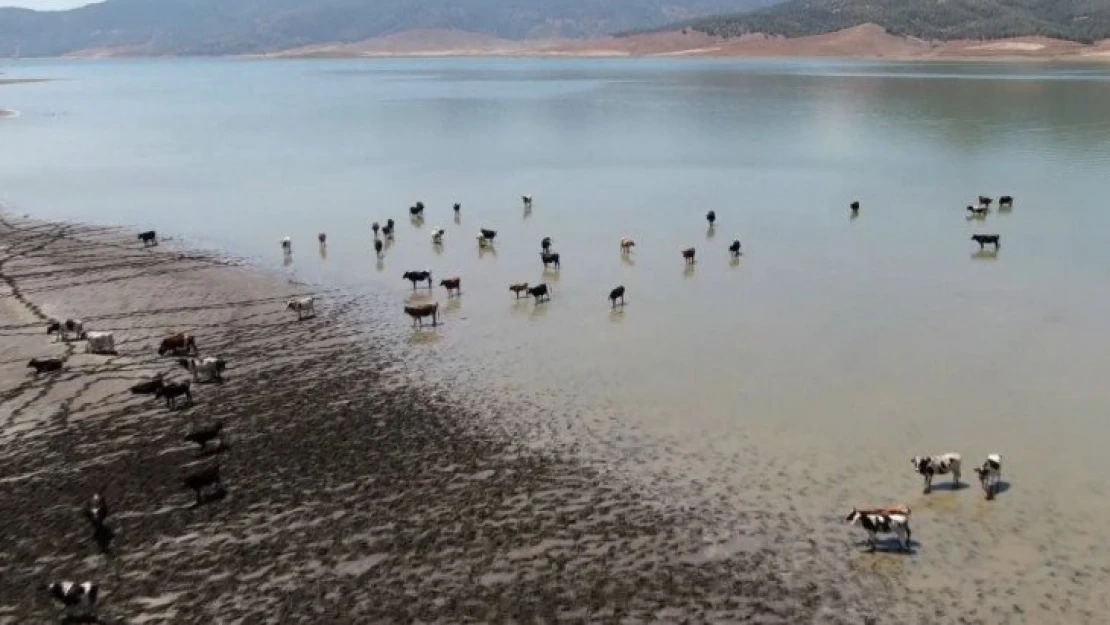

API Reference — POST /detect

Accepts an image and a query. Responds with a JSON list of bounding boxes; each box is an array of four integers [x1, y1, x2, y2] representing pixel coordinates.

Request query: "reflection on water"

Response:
[[3, 57, 1110, 622]]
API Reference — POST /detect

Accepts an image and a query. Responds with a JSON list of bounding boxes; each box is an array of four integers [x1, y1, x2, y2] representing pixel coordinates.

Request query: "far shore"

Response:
[[8, 25, 1109, 63], [246, 24, 1110, 64]]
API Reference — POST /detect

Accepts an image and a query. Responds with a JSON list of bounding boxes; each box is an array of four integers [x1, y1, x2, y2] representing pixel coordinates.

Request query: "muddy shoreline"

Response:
[[0, 215, 889, 623]]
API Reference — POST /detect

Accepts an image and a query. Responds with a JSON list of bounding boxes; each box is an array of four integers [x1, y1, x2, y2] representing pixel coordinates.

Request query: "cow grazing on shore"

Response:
[[155, 380, 192, 409], [138, 230, 158, 247], [541, 236, 552, 253], [911, 453, 962, 493], [286, 296, 316, 320], [83, 493, 109, 527], [971, 234, 1000, 250], [999, 195, 1014, 208], [371, 221, 380, 237], [27, 357, 63, 375], [974, 453, 1003, 499], [318, 232, 327, 244], [729, 240, 741, 257], [130, 374, 164, 395], [978, 196, 994, 208], [83, 493, 112, 543], [158, 333, 198, 356], [522, 195, 533, 208], [440, 277, 461, 297], [84, 331, 116, 355], [410, 201, 425, 217], [845, 508, 912, 552], [383, 219, 396, 239], [850, 201, 860, 213], [431, 228, 445, 244], [609, 285, 626, 308], [480, 228, 497, 242], [509, 283, 529, 299], [966, 205, 988, 216], [183, 463, 223, 506], [682, 247, 696, 265], [541, 252, 560, 271], [403, 270, 433, 290], [706, 210, 716, 226], [374, 237, 384, 257], [404, 302, 439, 328], [528, 283, 550, 303], [620, 238, 635, 254], [186, 420, 225, 452], [47, 318, 85, 342], [45, 581, 99, 619], [178, 357, 227, 383], [281, 237, 292, 252], [453, 203, 461, 213]]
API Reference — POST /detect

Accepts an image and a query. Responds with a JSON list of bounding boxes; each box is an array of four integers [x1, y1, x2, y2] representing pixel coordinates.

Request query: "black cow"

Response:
[[138, 230, 158, 247], [27, 357, 63, 375], [971, 234, 1000, 250], [609, 286, 626, 308], [403, 270, 433, 289], [155, 380, 192, 409], [528, 283, 550, 302]]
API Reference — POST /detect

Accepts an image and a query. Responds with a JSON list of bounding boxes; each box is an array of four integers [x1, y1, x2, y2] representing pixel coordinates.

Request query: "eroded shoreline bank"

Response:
[[0, 215, 881, 623]]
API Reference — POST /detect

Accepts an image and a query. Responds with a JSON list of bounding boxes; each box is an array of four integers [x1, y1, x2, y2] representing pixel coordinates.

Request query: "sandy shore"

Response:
[[0, 215, 892, 623]]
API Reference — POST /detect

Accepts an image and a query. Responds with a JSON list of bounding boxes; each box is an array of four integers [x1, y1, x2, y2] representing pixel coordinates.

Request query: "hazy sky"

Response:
[[0, 0, 95, 9]]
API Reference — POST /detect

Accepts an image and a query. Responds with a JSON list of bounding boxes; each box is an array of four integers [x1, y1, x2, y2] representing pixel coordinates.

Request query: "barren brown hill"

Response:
[[267, 24, 1110, 61]]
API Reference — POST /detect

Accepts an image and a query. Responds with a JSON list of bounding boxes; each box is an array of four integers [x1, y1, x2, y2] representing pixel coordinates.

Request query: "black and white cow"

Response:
[[47, 318, 85, 342], [911, 452, 962, 493], [845, 508, 912, 552], [973, 453, 1003, 499], [286, 296, 316, 320], [45, 581, 99, 617]]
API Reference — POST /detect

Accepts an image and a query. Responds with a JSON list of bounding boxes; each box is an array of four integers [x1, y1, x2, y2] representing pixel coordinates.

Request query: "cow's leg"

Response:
[[923, 475, 931, 494], [952, 467, 961, 486]]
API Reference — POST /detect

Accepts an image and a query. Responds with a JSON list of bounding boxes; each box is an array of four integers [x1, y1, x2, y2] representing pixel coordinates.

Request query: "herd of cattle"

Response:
[[26, 281, 241, 619], [847, 452, 1004, 552], [29, 192, 1013, 619]]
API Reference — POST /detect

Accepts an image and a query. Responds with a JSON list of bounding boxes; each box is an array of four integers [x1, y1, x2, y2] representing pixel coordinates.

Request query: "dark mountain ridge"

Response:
[[0, 0, 780, 57]]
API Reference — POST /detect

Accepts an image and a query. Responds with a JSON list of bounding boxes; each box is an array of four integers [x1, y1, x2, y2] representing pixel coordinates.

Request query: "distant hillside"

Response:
[[651, 0, 1110, 44], [0, 0, 782, 57]]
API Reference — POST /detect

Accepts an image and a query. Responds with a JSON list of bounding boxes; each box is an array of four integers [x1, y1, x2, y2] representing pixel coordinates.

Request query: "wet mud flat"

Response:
[[0, 215, 890, 624]]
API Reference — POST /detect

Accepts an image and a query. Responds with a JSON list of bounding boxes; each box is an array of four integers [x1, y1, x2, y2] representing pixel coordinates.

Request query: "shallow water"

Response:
[[3, 57, 1110, 621]]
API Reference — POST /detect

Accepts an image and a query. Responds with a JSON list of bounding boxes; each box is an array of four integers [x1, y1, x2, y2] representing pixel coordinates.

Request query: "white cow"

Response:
[[180, 356, 226, 383], [84, 331, 116, 355], [286, 296, 316, 320]]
